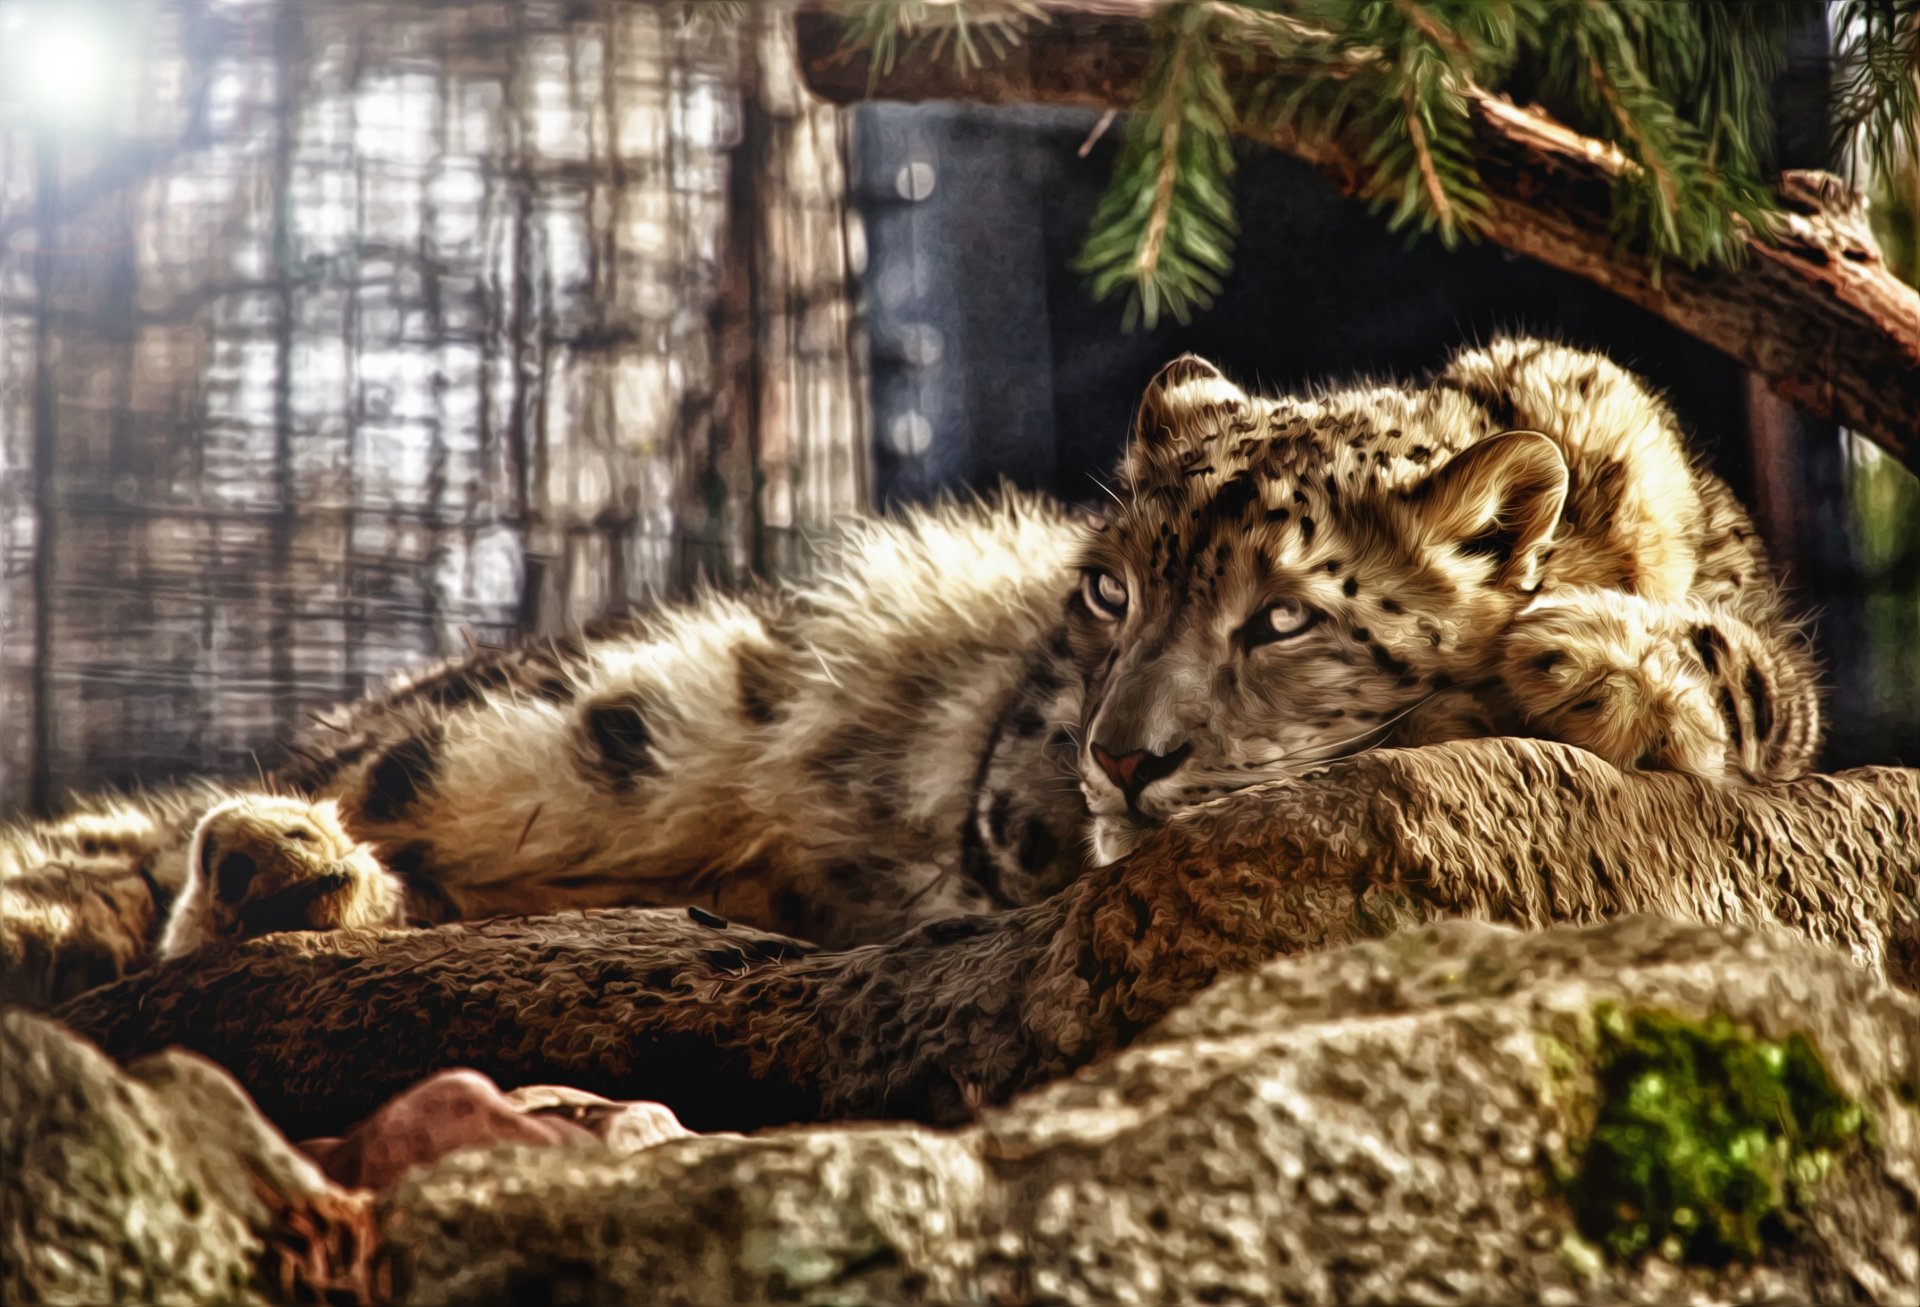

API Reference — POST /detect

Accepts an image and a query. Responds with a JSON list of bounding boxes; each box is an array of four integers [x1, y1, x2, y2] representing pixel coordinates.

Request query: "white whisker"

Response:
[[808, 644, 841, 688], [1292, 690, 1441, 766], [1224, 690, 1442, 775]]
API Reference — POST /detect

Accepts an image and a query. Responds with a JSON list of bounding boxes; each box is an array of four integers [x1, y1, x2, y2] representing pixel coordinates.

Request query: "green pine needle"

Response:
[[833, 0, 1918, 327], [1074, 4, 1241, 328], [837, 0, 1041, 80], [1832, 0, 1920, 178]]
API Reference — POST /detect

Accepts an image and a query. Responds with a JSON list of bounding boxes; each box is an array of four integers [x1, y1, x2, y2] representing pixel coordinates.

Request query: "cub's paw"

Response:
[[1499, 590, 1736, 781], [158, 796, 406, 959]]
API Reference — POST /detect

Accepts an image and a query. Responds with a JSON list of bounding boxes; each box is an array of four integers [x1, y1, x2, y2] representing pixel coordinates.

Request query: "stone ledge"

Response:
[[9, 915, 1918, 1304]]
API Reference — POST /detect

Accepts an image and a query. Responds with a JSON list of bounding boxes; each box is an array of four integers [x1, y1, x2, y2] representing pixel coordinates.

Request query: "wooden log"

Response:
[[54, 738, 1920, 1140]]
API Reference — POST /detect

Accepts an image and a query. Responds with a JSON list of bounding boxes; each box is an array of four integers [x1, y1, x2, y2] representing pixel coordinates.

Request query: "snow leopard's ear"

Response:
[[1124, 355, 1250, 480], [1402, 429, 1568, 591]]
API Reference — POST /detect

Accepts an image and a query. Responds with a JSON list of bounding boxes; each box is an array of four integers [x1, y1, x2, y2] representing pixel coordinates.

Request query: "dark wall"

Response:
[[857, 102, 1767, 504]]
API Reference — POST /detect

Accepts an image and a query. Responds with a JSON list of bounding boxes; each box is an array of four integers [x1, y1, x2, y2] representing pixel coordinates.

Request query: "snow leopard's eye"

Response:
[[1082, 569, 1128, 621], [1243, 598, 1318, 649]]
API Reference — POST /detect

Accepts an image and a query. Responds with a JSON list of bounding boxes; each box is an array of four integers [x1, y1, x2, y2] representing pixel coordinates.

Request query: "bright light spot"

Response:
[[0, 5, 120, 127], [894, 159, 937, 202], [887, 411, 934, 458], [900, 323, 944, 367]]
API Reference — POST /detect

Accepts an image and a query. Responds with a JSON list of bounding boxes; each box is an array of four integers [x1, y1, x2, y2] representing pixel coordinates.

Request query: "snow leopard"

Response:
[[1, 338, 1819, 969]]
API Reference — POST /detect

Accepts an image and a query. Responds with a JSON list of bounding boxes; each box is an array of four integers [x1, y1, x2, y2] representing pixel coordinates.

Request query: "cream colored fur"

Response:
[[1075, 338, 1817, 860], [160, 795, 403, 957], [0, 338, 1820, 958]]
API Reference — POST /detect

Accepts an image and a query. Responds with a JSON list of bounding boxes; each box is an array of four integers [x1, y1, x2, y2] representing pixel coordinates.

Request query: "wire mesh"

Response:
[[0, 0, 869, 812]]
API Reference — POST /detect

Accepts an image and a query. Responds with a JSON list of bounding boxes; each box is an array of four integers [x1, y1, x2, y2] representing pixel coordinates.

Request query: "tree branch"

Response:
[[793, 1, 1920, 474], [54, 738, 1920, 1140]]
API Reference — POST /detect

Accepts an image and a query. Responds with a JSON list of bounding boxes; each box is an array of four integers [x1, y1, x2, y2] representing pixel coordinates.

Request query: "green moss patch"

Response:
[[1568, 1004, 1866, 1266]]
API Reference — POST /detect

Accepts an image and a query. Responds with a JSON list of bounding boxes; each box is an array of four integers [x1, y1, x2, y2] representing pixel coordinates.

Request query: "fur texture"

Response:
[[159, 796, 404, 958], [0, 338, 1820, 956], [1071, 337, 1817, 859]]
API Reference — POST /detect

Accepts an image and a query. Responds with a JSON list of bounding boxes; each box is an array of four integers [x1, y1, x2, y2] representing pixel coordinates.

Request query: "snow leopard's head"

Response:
[[1068, 353, 1568, 862]]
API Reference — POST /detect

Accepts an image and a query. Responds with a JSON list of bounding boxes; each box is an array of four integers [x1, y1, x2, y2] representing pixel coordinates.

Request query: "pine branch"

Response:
[[1521, 0, 1783, 269], [1324, 2, 1482, 246], [1584, 50, 1679, 212], [1138, 53, 1187, 275], [1688, 1, 1791, 181], [835, 0, 1041, 77], [1401, 79, 1452, 228], [1074, 3, 1240, 326], [1391, 0, 1470, 61], [795, 1, 1920, 473], [858, 1, 1837, 300], [1832, 0, 1920, 177]]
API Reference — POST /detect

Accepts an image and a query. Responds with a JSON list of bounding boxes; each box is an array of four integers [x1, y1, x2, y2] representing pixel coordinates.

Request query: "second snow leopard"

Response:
[[4, 338, 1819, 961]]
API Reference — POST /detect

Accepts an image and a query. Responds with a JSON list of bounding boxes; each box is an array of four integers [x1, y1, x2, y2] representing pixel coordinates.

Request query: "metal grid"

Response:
[[0, 0, 869, 811]]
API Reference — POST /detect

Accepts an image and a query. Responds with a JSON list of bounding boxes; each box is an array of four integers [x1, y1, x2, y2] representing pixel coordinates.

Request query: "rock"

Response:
[[0, 1011, 375, 1305], [381, 917, 1920, 1306], [317, 1070, 598, 1191], [502, 1085, 705, 1154], [12, 915, 1918, 1303], [0, 1015, 705, 1300]]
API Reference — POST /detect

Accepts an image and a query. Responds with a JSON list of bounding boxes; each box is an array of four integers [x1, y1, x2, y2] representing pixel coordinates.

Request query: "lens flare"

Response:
[[0, 5, 120, 127]]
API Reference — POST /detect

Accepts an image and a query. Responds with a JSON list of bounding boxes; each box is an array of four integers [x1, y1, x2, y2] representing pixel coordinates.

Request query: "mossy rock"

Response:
[[1569, 1004, 1868, 1265]]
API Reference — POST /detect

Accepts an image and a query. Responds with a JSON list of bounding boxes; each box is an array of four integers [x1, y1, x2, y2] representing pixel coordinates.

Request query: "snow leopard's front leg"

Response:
[[0, 786, 240, 1000], [1498, 588, 1821, 782]]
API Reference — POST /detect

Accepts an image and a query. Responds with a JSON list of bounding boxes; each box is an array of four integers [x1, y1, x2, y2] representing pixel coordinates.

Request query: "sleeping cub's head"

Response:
[[1069, 355, 1569, 861]]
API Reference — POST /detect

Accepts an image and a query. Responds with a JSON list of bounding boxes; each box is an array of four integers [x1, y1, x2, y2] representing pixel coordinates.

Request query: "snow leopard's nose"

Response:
[[1091, 744, 1143, 790], [1091, 741, 1191, 801]]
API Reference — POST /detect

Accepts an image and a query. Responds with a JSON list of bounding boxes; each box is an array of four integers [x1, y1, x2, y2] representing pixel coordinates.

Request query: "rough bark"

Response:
[[54, 738, 1920, 1141], [792, 1, 1920, 474]]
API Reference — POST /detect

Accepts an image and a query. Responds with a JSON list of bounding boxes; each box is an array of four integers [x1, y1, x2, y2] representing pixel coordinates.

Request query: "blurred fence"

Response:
[[1, 0, 869, 812]]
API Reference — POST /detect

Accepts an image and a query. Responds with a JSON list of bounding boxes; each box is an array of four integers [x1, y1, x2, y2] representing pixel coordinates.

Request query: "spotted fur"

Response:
[[0, 338, 1819, 957], [1069, 339, 1817, 860]]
